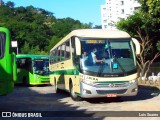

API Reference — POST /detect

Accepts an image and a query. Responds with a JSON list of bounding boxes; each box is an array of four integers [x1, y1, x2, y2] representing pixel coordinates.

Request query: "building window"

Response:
[[103, 20, 107, 23], [120, 1, 124, 5], [121, 9, 124, 14]]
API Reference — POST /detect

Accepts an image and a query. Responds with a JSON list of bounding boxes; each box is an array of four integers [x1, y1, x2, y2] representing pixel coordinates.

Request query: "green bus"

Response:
[[16, 54, 50, 85], [0, 27, 17, 95]]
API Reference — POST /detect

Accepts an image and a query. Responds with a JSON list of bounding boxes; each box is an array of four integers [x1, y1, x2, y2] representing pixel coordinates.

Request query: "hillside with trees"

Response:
[[0, 1, 93, 54]]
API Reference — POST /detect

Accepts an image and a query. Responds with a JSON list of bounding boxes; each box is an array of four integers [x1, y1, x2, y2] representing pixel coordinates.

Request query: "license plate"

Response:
[[106, 94, 117, 97]]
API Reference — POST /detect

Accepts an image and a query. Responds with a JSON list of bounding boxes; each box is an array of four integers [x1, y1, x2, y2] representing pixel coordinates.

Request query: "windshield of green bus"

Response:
[[80, 38, 137, 77], [33, 59, 49, 75], [0, 32, 5, 58]]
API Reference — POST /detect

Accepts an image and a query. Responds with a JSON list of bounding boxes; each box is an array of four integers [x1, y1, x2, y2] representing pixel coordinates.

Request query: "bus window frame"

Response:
[[0, 32, 6, 58], [65, 40, 71, 60]]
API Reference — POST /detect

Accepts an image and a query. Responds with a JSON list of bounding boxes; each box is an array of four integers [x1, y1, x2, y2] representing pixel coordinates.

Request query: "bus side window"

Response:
[[26, 58, 32, 71], [16, 59, 21, 68], [61, 44, 65, 61], [17, 59, 25, 68], [57, 46, 61, 61], [71, 38, 75, 56], [54, 48, 58, 62], [65, 41, 70, 59], [50, 50, 56, 64], [50, 52, 53, 64], [71, 38, 77, 65], [0, 33, 5, 58]]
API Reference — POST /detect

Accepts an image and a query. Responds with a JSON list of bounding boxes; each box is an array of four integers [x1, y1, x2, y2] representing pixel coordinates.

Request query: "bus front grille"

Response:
[[96, 89, 127, 95], [95, 82, 129, 88]]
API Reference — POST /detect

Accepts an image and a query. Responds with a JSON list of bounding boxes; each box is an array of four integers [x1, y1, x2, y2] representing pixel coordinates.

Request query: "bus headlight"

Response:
[[83, 80, 93, 86], [81, 79, 96, 87]]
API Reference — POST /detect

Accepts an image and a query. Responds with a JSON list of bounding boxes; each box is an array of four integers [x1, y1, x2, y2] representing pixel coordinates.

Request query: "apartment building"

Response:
[[101, 0, 141, 30]]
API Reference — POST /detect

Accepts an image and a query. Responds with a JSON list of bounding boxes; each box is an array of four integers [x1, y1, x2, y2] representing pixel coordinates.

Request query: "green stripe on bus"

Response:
[[50, 69, 79, 75]]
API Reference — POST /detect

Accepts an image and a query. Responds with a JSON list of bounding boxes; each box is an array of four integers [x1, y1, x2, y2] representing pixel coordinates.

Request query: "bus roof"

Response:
[[70, 29, 130, 38], [0, 27, 10, 33], [51, 29, 131, 51], [16, 54, 49, 59]]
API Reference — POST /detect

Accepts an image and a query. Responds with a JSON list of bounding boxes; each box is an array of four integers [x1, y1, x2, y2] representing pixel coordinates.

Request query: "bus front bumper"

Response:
[[80, 81, 138, 98]]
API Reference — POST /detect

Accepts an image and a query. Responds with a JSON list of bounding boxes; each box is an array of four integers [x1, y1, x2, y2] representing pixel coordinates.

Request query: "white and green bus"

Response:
[[49, 29, 140, 101]]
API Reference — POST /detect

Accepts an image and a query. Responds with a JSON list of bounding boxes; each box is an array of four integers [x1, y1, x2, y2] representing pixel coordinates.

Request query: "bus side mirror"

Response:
[[132, 38, 140, 55], [75, 37, 81, 55]]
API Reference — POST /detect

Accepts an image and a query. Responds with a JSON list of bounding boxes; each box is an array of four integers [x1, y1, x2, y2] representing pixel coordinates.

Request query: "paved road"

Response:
[[0, 85, 160, 120]]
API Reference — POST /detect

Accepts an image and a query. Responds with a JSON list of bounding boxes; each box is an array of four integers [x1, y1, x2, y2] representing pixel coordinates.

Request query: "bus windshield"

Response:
[[33, 59, 49, 75], [80, 38, 137, 77]]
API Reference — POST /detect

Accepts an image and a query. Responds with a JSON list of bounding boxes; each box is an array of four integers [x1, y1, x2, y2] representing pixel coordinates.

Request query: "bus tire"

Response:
[[69, 81, 82, 101], [54, 79, 61, 93], [23, 77, 28, 86], [54, 79, 58, 93]]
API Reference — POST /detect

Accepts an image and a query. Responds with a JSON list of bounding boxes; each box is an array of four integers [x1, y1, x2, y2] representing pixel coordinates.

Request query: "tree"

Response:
[[52, 17, 92, 38], [139, 0, 160, 29], [139, 0, 160, 49], [45, 36, 61, 53], [0, 2, 55, 54], [5, 1, 15, 8], [21, 41, 30, 54]]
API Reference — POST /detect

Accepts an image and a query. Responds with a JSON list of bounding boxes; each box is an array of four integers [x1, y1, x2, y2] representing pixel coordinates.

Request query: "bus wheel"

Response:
[[23, 77, 27, 86], [54, 79, 60, 93], [69, 82, 82, 101], [54, 79, 58, 93]]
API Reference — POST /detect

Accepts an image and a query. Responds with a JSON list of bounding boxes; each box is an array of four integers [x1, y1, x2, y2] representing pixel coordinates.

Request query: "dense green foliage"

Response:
[[0, 1, 94, 54]]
